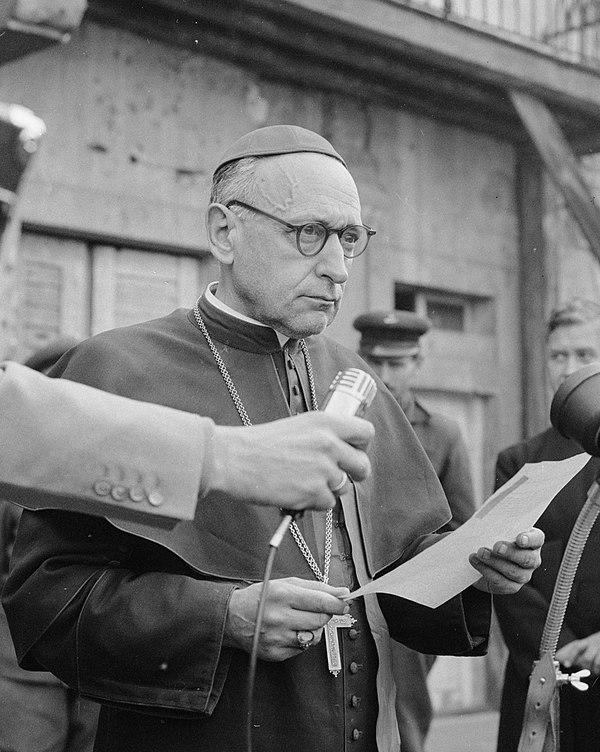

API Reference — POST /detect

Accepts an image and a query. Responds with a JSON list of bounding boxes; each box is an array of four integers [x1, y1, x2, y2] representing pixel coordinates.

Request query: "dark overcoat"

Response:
[[494, 427, 600, 752]]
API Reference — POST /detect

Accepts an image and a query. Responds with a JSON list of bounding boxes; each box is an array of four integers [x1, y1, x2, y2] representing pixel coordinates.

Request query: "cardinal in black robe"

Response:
[[4, 287, 491, 752]]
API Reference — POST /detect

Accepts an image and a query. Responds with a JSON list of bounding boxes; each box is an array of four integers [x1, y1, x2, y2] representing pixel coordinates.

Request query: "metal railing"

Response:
[[393, 1, 600, 68]]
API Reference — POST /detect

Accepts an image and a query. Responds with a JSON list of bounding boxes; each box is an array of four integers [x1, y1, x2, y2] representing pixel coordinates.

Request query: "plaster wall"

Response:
[[0, 19, 524, 468]]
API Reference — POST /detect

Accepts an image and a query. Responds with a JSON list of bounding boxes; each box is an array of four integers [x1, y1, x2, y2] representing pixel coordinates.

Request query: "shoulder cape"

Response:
[[51, 304, 451, 580]]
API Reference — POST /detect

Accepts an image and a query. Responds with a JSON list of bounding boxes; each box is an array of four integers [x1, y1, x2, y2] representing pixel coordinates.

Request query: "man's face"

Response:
[[221, 152, 362, 339], [362, 350, 421, 402], [546, 321, 600, 393]]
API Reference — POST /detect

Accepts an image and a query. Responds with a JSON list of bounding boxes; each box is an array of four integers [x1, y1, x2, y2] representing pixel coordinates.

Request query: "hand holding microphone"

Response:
[[272, 368, 377, 545], [318, 368, 377, 498], [203, 369, 377, 515]]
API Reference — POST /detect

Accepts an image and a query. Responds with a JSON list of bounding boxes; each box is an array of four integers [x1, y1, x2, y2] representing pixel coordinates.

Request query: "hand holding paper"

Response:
[[349, 453, 590, 607], [468, 526, 545, 596]]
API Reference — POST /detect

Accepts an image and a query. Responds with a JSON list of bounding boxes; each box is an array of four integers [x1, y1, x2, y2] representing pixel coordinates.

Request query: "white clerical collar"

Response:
[[204, 282, 289, 348]]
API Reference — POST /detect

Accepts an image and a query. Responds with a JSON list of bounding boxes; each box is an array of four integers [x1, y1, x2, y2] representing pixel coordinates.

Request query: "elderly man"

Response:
[[494, 299, 600, 752], [4, 125, 542, 752], [354, 310, 476, 752]]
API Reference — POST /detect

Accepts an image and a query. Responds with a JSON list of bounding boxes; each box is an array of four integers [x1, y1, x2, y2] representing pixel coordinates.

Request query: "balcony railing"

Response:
[[393, 1, 600, 68]]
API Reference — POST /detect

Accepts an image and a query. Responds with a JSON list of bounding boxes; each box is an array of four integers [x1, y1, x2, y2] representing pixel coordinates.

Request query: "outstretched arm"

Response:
[[0, 362, 373, 521]]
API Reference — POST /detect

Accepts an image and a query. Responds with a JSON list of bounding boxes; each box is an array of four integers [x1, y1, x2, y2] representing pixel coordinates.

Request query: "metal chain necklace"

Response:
[[192, 304, 332, 584]]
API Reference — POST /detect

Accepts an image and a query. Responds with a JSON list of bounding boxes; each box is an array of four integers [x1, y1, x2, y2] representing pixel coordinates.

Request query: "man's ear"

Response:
[[206, 203, 237, 265]]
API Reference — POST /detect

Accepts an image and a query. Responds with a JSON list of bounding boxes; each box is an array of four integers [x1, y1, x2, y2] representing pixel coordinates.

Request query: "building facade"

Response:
[[2, 0, 600, 733]]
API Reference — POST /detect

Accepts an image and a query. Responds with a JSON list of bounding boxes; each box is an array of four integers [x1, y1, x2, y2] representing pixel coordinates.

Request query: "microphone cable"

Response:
[[245, 513, 296, 752]]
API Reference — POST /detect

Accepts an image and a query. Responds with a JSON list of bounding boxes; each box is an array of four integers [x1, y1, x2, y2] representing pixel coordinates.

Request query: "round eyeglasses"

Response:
[[226, 200, 375, 258]]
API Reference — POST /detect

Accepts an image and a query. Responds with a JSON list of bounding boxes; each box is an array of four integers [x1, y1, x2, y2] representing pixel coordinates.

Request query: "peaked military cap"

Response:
[[214, 124, 346, 174], [353, 310, 431, 357]]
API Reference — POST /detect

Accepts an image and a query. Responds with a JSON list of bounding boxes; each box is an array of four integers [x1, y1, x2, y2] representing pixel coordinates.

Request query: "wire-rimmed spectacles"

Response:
[[226, 200, 375, 258]]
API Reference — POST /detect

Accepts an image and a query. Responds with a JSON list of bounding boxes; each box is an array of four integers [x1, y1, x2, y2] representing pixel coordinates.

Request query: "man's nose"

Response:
[[562, 354, 581, 378], [315, 233, 349, 284]]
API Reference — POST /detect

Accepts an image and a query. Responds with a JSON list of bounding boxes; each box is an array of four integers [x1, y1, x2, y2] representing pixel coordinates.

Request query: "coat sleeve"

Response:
[[379, 586, 490, 656], [0, 362, 215, 525], [376, 533, 491, 656], [2, 509, 240, 715]]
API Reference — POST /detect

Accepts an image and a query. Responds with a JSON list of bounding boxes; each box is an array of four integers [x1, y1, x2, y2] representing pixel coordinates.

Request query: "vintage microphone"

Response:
[[245, 368, 377, 752], [518, 363, 600, 752], [272, 367, 378, 543]]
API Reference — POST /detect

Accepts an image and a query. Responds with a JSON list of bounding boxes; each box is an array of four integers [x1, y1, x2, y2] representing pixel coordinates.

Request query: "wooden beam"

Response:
[[515, 149, 549, 437], [21, 221, 211, 259], [85, 0, 530, 144], [129, 0, 517, 117], [267, 0, 600, 118], [510, 90, 600, 264], [87, 0, 510, 111]]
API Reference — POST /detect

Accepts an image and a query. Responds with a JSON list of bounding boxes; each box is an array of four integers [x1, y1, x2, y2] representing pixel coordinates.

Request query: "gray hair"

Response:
[[210, 157, 260, 210], [547, 298, 600, 337]]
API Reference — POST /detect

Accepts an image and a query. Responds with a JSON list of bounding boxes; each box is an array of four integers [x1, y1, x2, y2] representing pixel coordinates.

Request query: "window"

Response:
[[394, 283, 494, 336], [426, 298, 466, 331], [15, 231, 215, 361]]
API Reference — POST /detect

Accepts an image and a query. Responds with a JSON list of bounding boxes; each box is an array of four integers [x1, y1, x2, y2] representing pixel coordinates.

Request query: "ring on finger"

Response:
[[296, 630, 316, 650], [330, 471, 348, 495]]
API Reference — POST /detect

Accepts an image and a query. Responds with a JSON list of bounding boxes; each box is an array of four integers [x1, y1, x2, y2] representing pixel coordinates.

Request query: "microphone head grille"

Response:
[[328, 368, 377, 410]]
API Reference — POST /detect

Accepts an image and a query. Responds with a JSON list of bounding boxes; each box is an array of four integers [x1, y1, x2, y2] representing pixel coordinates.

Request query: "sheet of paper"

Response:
[[349, 452, 591, 608]]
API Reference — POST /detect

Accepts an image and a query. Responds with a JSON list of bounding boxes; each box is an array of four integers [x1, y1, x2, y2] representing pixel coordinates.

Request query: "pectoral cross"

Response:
[[325, 614, 356, 677]]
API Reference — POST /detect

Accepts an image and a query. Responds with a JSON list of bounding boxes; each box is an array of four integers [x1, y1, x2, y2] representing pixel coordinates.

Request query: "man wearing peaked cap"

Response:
[[355, 309, 476, 752], [4, 125, 542, 752], [353, 310, 430, 363]]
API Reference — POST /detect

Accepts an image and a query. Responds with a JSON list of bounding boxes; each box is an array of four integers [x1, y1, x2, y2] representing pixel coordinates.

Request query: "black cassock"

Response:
[[4, 292, 491, 752]]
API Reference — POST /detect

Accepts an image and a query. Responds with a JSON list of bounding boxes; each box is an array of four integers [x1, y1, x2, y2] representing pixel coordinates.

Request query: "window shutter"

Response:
[[16, 233, 90, 361], [91, 246, 214, 333]]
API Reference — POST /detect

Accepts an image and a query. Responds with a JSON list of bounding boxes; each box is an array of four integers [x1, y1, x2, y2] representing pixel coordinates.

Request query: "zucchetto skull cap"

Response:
[[213, 125, 346, 175]]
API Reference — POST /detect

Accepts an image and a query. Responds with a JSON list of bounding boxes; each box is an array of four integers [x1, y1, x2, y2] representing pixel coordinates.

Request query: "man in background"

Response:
[[354, 309, 476, 752], [0, 337, 100, 752], [494, 298, 600, 752]]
